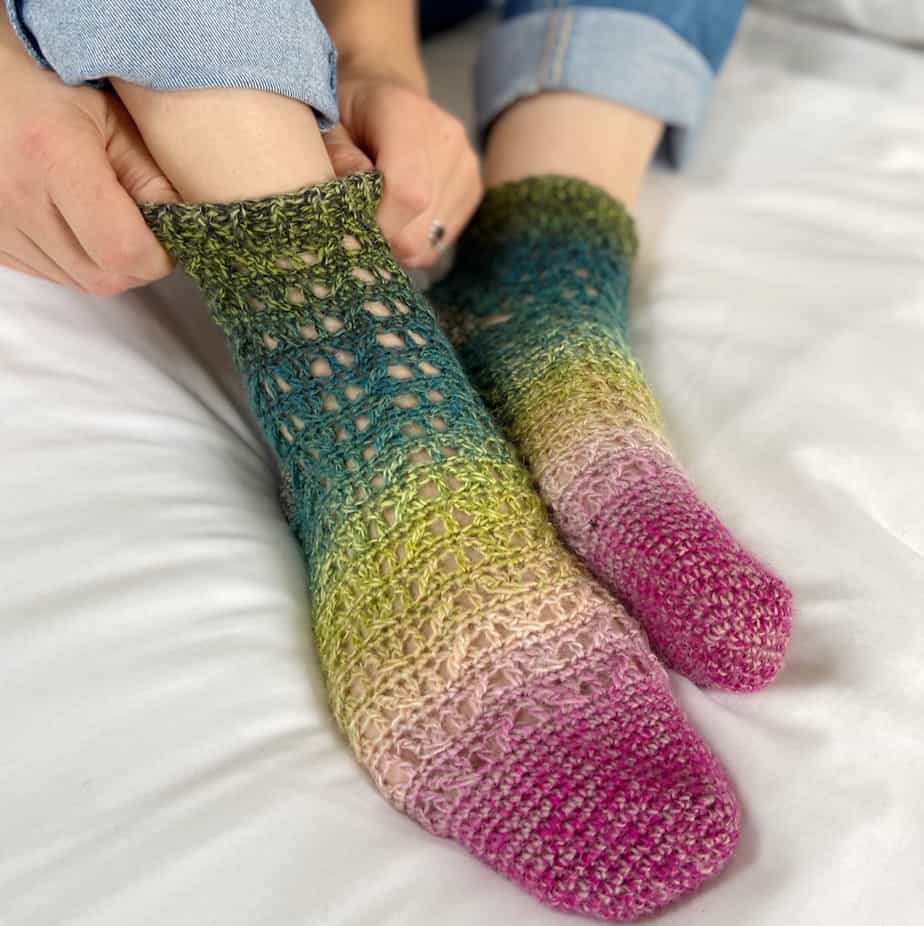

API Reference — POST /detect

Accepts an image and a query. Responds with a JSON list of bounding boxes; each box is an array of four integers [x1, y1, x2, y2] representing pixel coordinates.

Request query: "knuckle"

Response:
[[393, 183, 431, 217]]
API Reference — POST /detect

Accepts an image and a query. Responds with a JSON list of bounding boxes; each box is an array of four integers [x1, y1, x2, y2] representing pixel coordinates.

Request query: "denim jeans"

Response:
[[5, 0, 746, 165]]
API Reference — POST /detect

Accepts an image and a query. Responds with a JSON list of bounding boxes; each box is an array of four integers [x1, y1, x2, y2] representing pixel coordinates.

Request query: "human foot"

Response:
[[431, 176, 792, 692]]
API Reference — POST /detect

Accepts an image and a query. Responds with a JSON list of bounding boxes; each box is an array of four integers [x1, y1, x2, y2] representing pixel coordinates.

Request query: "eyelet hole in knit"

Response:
[[364, 300, 391, 318], [310, 358, 332, 377], [352, 267, 376, 283], [342, 234, 361, 252], [377, 332, 404, 349]]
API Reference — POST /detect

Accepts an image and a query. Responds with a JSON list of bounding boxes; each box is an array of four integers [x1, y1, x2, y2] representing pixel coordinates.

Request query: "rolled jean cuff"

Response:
[[4, 0, 340, 129], [475, 7, 715, 167]]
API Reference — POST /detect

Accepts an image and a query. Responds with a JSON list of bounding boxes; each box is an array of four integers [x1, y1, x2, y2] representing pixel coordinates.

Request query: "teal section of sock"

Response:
[[142, 172, 511, 589], [430, 175, 640, 433]]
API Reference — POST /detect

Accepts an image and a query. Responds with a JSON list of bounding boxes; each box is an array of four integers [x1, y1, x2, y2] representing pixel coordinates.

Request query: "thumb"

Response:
[[105, 96, 179, 205], [324, 123, 375, 178]]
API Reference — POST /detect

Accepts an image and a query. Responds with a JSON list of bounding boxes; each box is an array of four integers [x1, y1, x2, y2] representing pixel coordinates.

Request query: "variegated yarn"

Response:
[[143, 172, 739, 920], [432, 176, 792, 691]]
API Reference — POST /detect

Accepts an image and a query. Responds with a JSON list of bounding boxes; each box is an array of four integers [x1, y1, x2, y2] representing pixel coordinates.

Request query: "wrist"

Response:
[[337, 44, 429, 97], [314, 0, 427, 95]]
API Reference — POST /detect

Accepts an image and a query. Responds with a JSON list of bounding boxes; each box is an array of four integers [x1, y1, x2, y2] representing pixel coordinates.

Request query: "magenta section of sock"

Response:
[[410, 647, 740, 920], [557, 442, 793, 691]]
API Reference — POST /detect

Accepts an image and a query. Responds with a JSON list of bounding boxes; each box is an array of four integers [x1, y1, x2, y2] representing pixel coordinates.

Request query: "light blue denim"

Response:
[[5, 0, 340, 127], [482, 0, 747, 164], [5, 0, 746, 164]]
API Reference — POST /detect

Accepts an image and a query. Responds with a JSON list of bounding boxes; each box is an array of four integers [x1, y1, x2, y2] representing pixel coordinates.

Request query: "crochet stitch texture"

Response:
[[431, 176, 793, 691], [143, 173, 739, 920]]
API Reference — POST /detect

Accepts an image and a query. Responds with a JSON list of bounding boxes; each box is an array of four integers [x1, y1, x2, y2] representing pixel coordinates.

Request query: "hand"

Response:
[[325, 64, 482, 268], [0, 28, 178, 295]]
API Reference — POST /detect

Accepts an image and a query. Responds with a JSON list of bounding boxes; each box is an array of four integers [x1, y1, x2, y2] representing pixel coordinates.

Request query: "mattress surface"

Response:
[[1, 8, 923, 925]]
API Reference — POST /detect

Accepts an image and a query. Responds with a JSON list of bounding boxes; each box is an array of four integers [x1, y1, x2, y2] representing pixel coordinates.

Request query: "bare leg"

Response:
[[484, 92, 663, 207], [111, 82, 334, 202]]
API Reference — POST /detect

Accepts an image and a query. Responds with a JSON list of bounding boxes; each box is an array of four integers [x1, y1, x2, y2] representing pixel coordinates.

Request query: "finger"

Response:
[[0, 251, 50, 282], [47, 127, 174, 284], [363, 95, 436, 240], [0, 234, 76, 287], [324, 124, 374, 177], [396, 151, 483, 269], [106, 94, 180, 207], [21, 204, 143, 296], [6, 225, 92, 288], [15, 228, 85, 287]]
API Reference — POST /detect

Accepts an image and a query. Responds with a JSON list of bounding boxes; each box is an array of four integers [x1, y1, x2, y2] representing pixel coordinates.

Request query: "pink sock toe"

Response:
[[569, 451, 793, 691], [408, 646, 740, 920]]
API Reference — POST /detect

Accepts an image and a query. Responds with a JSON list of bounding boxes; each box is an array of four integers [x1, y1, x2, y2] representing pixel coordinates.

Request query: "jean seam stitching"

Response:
[[549, 9, 574, 85], [538, 10, 558, 85]]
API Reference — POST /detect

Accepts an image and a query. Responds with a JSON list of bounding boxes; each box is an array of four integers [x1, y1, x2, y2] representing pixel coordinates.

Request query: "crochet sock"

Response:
[[143, 173, 739, 920], [431, 176, 793, 692]]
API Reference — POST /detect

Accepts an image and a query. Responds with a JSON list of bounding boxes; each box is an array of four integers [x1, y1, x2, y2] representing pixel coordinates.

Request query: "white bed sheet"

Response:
[[2, 8, 923, 925]]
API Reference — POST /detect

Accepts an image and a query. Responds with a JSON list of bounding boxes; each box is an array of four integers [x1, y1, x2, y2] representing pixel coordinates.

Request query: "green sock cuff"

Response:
[[141, 171, 399, 331], [458, 175, 638, 259]]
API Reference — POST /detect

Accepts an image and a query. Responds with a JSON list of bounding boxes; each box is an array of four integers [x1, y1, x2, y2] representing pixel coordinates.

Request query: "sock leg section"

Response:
[[431, 176, 792, 692], [143, 173, 739, 917]]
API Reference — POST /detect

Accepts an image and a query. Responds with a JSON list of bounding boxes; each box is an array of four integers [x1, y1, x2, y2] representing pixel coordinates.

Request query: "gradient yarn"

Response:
[[431, 176, 792, 691], [143, 173, 739, 920]]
